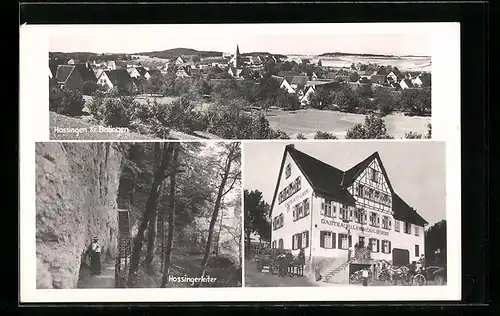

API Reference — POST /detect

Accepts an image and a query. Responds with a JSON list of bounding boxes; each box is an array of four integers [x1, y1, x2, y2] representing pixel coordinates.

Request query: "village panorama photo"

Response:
[[35, 141, 242, 289], [48, 24, 432, 141], [243, 141, 446, 288]]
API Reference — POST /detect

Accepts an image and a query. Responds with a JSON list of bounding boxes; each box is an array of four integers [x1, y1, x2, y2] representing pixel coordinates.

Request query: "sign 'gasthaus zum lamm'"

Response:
[[269, 144, 428, 282]]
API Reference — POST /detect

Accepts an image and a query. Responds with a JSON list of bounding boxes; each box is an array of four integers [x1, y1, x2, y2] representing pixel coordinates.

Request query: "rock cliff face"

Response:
[[36, 142, 123, 289]]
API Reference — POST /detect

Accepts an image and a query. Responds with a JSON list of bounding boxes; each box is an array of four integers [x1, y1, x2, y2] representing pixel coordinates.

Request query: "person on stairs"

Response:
[[90, 237, 102, 275]]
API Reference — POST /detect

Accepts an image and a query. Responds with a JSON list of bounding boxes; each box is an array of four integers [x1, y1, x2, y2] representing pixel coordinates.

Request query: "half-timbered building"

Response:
[[270, 144, 428, 282]]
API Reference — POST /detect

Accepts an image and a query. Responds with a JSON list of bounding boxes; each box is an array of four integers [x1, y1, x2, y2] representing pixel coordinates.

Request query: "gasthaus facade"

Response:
[[270, 145, 428, 283]]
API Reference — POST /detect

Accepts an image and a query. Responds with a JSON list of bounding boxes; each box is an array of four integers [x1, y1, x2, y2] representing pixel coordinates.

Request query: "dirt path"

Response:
[[78, 262, 115, 288]]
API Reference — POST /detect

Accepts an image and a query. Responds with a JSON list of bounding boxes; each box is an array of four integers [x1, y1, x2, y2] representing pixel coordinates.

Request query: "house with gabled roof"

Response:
[[399, 78, 414, 90], [97, 69, 135, 93], [271, 75, 295, 94], [290, 75, 309, 91], [270, 145, 427, 282], [386, 71, 400, 83], [413, 73, 431, 87], [55, 64, 97, 92], [106, 61, 117, 70]]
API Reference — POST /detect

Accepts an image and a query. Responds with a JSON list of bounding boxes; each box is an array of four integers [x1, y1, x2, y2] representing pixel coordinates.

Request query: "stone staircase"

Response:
[[322, 258, 354, 282], [117, 210, 131, 258]]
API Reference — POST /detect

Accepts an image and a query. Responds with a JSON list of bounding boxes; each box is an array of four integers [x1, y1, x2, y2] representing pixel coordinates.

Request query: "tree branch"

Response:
[[221, 172, 241, 197]]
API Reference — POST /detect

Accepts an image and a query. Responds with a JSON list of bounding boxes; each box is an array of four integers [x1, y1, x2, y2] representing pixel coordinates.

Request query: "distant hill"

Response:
[[49, 51, 132, 62], [137, 48, 224, 59], [319, 52, 397, 58], [319, 52, 430, 58]]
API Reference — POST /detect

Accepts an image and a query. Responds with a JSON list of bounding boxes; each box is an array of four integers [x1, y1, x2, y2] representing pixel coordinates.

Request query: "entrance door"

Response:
[[358, 236, 365, 248]]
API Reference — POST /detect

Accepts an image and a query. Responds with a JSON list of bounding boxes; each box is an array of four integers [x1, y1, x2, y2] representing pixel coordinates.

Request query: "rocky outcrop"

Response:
[[36, 142, 123, 289]]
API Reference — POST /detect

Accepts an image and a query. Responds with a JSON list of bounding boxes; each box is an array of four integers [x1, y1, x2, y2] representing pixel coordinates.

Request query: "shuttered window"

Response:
[[301, 231, 309, 248], [382, 240, 392, 253], [338, 234, 349, 250], [320, 231, 336, 249], [395, 220, 400, 232]]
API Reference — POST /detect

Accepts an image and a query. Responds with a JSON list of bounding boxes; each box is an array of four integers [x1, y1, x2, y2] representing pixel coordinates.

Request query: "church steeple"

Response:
[[233, 44, 241, 68]]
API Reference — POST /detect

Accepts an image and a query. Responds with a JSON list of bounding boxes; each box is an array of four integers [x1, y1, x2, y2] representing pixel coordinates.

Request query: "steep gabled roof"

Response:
[[341, 151, 395, 194], [270, 145, 356, 212], [291, 75, 308, 86], [417, 73, 431, 86], [393, 193, 428, 226], [73, 65, 97, 82], [270, 146, 428, 226], [401, 78, 414, 87], [55, 65, 75, 84], [271, 75, 285, 86], [105, 69, 132, 86], [135, 66, 148, 76]]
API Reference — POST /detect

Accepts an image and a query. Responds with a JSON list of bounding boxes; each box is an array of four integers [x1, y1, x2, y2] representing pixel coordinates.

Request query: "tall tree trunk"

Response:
[[245, 230, 251, 257], [158, 184, 166, 271], [215, 205, 224, 257], [161, 144, 180, 288], [196, 144, 239, 286], [144, 201, 158, 273], [127, 143, 174, 286]]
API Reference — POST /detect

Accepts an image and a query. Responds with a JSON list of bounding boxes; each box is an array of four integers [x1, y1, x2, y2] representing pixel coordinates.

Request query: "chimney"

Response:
[[286, 144, 295, 150]]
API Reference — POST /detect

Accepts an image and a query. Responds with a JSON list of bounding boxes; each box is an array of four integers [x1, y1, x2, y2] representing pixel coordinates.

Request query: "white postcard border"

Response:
[[19, 22, 461, 302]]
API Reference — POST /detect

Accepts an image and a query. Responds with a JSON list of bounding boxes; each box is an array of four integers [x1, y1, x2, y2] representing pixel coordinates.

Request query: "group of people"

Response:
[[276, 248, 306, 278], [357, 254, 426, 286]]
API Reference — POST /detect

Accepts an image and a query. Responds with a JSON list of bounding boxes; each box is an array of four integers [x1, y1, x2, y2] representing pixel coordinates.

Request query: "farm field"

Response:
[[288, 54, 432, 72], [265, 108, 430, 139]]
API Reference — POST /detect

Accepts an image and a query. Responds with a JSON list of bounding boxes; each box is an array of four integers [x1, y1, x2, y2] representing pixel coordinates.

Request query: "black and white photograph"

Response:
[[244, 141, 446, 287], [35, 141, 242, 289], [48, 24, 431, 141]]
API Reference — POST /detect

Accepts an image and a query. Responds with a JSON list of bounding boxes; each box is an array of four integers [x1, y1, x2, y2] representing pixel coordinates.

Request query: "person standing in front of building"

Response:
[[277, 253, 287, 278], [89, 237, 102, 275], [362, 268, 369, 286], [298, 247, 305, 275]]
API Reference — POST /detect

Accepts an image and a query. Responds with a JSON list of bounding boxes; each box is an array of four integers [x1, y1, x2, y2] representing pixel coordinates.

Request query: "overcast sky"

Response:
[[243, 141, 446, 227], [48, 24, 433, 56]]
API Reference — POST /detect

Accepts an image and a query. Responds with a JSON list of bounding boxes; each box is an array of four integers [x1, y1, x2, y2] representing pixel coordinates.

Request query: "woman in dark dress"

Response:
[[89, 237, 102, 275]]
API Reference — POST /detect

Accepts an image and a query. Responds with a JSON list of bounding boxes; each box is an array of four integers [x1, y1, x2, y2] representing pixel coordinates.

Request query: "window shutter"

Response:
[[376, 239, 380, 252], [292, 235, 295, 250], [332, 233, 336, 249], [349, 209, 353, 221], [298, 233, 302, 249], [320, 231, 325, 248], [389, 219, 392, 229], [348, 235, 352, 247], [338, 234, 342, 249], [306, 231, 309, 247], [388, 241, 392, 253]]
